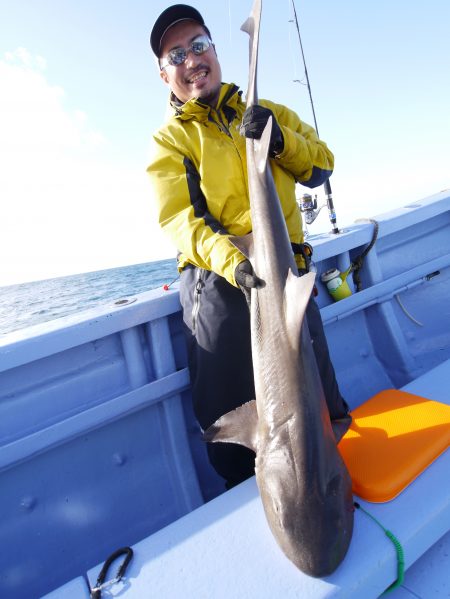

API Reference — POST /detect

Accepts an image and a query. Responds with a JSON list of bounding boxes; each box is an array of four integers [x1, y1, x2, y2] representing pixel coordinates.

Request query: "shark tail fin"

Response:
[[241, 0, 262, 39], [203, 400, 258, 452], [240, 15, 255, 36]]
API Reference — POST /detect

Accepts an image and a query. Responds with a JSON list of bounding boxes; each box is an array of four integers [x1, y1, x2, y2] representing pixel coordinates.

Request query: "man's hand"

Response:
[[240, 105, 284, 158], [235, 260, 263, 307]]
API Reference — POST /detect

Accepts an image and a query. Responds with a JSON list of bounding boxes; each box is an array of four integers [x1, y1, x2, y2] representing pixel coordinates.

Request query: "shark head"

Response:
[[256, 437, 354, 577]]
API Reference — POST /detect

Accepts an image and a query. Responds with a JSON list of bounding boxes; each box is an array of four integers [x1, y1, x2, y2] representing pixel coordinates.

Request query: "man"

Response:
[[147, 4, 350, 489]]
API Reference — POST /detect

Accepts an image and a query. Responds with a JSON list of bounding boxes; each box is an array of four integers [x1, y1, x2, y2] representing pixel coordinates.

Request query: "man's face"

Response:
[[159, 20, 222, 106]]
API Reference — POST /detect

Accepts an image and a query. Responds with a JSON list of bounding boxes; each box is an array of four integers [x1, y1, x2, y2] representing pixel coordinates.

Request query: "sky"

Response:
[[1, 0, 449, 286]]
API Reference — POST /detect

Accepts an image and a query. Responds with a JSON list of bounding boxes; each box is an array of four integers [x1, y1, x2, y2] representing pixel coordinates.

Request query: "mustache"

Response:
[[185, 64, 209, 80]]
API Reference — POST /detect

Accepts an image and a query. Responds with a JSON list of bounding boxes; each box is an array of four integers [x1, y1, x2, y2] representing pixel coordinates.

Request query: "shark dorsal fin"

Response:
[[230, 232, 254, 262], [285, 270, 316, 351]]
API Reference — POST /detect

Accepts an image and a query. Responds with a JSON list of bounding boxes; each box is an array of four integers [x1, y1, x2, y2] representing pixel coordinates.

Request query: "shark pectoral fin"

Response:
[[230, 232, 254, 261], [203, 400, 258, 452], [284, 270, 316, 348]]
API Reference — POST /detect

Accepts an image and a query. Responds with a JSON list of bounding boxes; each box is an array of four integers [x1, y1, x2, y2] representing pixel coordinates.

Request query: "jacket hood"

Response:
[[168, 82, 242, 122]]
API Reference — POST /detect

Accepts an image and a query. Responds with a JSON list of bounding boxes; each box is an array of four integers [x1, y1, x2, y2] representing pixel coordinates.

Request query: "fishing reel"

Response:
[[298, 193, 326, 225]]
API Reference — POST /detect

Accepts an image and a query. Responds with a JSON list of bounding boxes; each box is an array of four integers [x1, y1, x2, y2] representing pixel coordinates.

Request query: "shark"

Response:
[[204, 0, 354, 577]]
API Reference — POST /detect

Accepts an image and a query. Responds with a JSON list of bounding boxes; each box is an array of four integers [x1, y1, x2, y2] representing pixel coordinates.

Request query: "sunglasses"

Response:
[[160, 35, 213, 69]]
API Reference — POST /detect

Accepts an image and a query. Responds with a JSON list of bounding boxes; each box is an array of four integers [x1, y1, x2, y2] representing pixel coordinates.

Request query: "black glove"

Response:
[[240, 105, 284, 158], [235, 260, 263, 307]]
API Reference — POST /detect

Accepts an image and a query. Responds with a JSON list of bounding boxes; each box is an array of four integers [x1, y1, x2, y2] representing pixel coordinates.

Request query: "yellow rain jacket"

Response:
[[147, 82, 333, 286]]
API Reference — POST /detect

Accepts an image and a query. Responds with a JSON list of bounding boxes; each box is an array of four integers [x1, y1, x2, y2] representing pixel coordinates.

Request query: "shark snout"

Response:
[[258, 460, 354, 577]]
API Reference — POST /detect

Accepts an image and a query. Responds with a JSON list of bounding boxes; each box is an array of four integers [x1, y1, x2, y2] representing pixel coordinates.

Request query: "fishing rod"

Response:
[[290, 0, 339, 234]]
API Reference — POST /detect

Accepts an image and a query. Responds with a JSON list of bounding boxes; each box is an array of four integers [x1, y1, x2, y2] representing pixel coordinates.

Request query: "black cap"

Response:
[[150, 4, 205, 57]]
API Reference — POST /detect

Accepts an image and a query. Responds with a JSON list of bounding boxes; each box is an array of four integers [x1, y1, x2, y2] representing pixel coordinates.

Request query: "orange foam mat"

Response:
[[338, 389, 450, 502]]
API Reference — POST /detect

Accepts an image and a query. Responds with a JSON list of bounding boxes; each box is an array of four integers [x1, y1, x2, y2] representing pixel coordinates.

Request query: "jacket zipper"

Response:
[[208, 110, 231, 138], [192, 268, 204, 333]]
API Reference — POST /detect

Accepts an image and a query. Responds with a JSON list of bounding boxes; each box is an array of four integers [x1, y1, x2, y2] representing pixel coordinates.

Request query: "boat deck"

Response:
[[44, 359, 450, 599]]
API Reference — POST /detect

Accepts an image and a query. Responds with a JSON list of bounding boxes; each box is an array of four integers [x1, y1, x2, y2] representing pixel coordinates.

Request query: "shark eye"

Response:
[[272, 498, 282, 514]]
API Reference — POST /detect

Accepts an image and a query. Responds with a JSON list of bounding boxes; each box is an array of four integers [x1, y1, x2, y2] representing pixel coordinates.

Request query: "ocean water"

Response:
[[0, 259, 178, 336]]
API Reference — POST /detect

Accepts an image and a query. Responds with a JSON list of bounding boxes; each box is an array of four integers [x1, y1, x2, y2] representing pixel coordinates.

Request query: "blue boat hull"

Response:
[[1, 191, 449, 598]]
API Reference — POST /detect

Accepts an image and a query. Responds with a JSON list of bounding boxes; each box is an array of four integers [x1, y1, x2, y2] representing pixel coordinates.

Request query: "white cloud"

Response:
[[0, 49, 174, 287], [4, 47, 47, 71], [0, 51, 104, 153]]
